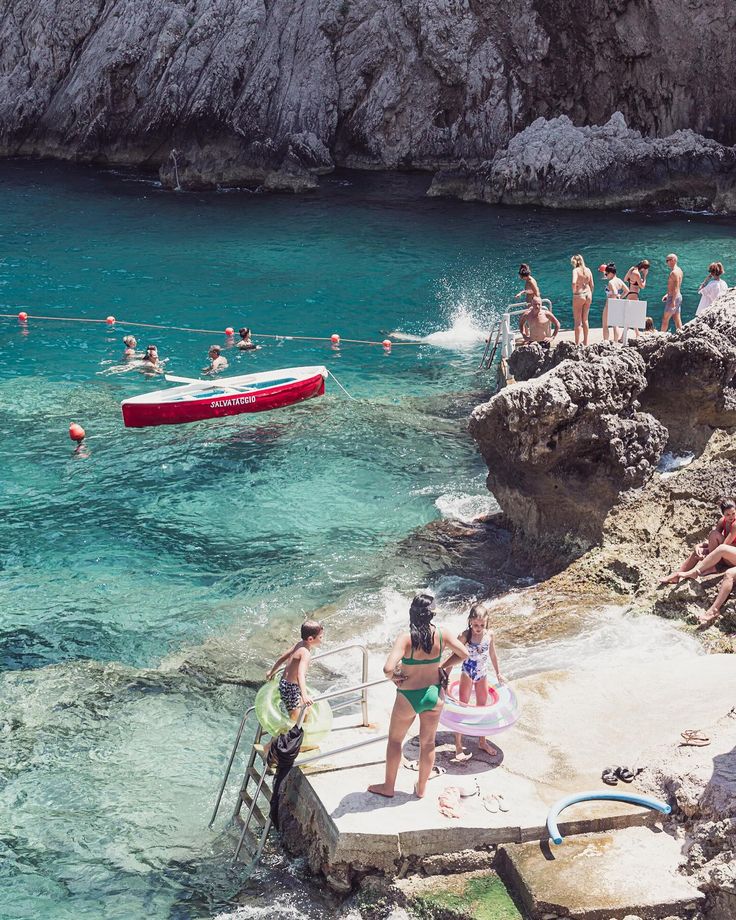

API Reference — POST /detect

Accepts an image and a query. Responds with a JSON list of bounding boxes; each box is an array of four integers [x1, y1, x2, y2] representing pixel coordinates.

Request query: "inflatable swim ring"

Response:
[[439, 680, 519, 736], [254, 679, 333, 747]]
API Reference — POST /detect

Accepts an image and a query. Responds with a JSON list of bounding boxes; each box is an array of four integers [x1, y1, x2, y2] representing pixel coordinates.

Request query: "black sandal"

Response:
[[601, 767, 619, 786], [616, 766, 635, 783]]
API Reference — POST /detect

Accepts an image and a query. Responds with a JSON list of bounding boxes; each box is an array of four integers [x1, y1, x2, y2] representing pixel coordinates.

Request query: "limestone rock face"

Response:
[[429, 114, 736, 212], [469, 349, 668, 544], [633, 295, 736, 449], [2, 2, 736, 189], [476, 293, 736, 549]]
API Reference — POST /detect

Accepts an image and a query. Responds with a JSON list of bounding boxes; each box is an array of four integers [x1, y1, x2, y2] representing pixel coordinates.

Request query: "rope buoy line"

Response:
[[2, 312, 425, 347]]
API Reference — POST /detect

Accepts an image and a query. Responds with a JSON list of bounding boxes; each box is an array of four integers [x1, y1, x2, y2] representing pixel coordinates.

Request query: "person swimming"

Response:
[[203, 344, 229, 375], [122, 335, 139, 359], [140, 344, 165, 374], [236, 327, 257, 350]]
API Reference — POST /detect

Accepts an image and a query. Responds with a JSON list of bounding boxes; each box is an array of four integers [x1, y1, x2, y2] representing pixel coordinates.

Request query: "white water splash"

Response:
[[658, 451, 695, 477], [390, 303, 491, 349], [435, 491, 499, 523], [503, 604, 703, 679]]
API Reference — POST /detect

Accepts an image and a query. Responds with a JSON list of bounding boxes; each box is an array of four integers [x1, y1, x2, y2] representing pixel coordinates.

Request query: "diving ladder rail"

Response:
[[479, 320, 502, 369], [231, 676, 390, 865], [209, 642, 372, 829]]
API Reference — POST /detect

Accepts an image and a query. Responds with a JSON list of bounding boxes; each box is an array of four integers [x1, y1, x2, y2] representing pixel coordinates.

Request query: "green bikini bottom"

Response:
[[398, 684, 441, 714]]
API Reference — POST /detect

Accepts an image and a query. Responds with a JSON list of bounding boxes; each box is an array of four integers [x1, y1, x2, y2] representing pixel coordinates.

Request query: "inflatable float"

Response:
[[254, 679, 333, 747], [439, 680, 520, 736], [547, 791, 671, 845]]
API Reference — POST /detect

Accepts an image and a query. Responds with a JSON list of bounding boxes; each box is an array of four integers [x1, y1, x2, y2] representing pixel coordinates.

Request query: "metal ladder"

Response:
[[208, 644, 389, 864]]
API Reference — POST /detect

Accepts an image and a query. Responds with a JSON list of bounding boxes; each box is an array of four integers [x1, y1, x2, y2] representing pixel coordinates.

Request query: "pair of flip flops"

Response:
[[482, 792, 509, 813], [601, 766, 642, 785]]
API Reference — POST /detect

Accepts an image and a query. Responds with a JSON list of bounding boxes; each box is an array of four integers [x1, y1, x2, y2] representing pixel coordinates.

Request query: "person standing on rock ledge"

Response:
[[696, 262, 728, 316], [514, 263, 541, 305], [661, 253, 684, 332], [571, 254, 594, 346], [519, 296, 560, 344], [600, 263, 629, 343]]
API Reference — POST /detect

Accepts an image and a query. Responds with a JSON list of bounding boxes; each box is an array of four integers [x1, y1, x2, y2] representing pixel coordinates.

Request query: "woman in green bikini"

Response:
[[368, 594, 469, 799]]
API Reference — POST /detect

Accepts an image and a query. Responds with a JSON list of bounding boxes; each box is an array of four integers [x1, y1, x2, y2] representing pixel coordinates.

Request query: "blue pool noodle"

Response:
[[547, 791, 672, 845]]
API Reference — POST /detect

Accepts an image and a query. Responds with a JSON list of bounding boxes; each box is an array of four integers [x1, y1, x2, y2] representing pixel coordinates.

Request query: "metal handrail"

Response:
[[210, 643, 373, 828], [231, 676, 391, 863]]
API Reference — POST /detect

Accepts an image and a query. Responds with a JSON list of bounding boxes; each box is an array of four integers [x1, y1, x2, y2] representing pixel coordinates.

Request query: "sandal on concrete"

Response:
[[602, 767, 619, 786], [616, 766, 636, 783], [680, 730, 710, 746]]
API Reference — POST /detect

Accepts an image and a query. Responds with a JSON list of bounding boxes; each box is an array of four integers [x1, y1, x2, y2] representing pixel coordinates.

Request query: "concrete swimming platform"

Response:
[[279, 655, 735, 900]]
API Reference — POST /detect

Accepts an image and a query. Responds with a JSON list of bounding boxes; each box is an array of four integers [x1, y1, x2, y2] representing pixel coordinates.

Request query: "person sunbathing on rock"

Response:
[[519, 295, 560, 344], [693, 566, 736, 627], [661, 499, 736, 585]]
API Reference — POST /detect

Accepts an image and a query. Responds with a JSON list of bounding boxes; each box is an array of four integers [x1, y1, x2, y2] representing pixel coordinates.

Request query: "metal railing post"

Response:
[[209, 706, 255, 828], [361, 646, 369, 726]]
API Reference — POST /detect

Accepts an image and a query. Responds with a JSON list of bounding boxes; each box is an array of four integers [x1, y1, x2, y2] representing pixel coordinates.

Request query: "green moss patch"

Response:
[[411, 873, 522, 920]]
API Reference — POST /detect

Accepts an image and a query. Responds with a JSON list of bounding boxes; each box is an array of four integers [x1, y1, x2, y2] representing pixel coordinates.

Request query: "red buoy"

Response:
[[330, 333, 340, 345], [69, 423, 86, 442], [225, 327, 234, 336], [106, 316, 115, 325], [18, 311, 28, 322], [382, 339, 392, 350]]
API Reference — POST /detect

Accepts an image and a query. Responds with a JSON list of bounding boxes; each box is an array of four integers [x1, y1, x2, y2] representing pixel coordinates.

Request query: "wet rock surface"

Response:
[[430, 113, 736, 212], [2, 3, 736, 190]]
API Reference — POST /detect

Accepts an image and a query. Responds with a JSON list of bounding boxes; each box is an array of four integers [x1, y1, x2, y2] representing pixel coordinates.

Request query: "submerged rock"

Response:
[[430, 114, 736, 213]]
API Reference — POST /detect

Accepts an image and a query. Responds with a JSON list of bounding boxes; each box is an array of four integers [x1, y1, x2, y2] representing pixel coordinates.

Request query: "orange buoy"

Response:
[[382, 339, 392, 350], [18, 311, 28, 322], [106, 316, 116, 325], [69, 423, 86, 442], [225, 327, 234, 336], [330, 333, 340, 345]]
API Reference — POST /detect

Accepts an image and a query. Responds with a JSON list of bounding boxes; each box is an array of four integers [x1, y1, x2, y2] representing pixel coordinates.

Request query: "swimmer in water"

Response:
[[140, 344, 165, 374], [236, 327, 257, 350], [203, 344, 229, 375], [122, 335, 139, 359]]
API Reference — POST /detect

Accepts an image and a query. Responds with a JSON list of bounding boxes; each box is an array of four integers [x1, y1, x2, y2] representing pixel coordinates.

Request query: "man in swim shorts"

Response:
[[661, 253, 683, 332], [519, 295, 561, 344]]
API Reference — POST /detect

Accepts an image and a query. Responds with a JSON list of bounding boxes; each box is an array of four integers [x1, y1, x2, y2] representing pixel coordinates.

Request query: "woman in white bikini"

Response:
[[571, 254, 594, 346]]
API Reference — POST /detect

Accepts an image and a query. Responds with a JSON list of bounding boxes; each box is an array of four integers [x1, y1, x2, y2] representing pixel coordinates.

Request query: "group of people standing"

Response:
[[516, 256, 728, 346]]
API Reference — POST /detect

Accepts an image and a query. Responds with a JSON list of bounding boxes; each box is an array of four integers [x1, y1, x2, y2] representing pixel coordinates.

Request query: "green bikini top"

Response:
[[401, 629, 443, 665]]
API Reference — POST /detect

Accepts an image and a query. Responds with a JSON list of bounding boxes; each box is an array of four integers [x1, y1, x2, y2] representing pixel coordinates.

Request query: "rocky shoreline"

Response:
[[468, 290, 736, 646]]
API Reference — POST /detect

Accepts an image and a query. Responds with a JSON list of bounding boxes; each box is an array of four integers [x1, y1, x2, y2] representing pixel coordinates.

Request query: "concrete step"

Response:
[[496, 826, 704, 920]]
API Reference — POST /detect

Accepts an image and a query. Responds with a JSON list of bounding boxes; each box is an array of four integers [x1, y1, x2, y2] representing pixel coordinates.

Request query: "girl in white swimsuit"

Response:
[[453, 603, 505, 762]]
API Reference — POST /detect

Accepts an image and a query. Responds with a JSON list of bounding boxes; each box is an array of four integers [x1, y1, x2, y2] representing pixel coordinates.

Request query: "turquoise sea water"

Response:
[[0, 161, 733, 920]]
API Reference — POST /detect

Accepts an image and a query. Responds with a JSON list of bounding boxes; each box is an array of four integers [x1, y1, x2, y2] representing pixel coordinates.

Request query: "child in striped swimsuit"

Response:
[[453, 603, 505, 762]]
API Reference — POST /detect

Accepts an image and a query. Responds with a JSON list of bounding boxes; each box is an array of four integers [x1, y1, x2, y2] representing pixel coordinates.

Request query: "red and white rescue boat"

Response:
[[121, 365, 327, 428]]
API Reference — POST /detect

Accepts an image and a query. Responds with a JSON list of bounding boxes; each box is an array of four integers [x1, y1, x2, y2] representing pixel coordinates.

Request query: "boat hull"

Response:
[[122, 371, 326, 428]]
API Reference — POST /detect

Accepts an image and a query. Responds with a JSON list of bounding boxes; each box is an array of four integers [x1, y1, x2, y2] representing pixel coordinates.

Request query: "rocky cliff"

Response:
[[470, 291, 736, 636], [429, 114, 736, 212], [2, 0, 736, 190]]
